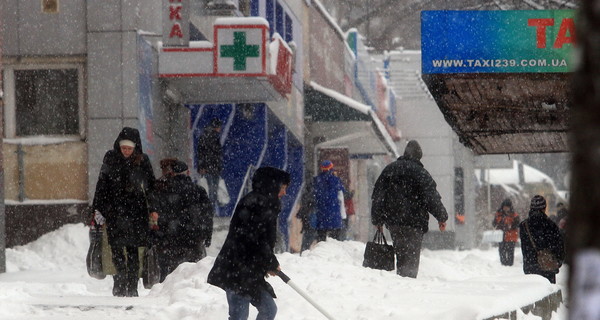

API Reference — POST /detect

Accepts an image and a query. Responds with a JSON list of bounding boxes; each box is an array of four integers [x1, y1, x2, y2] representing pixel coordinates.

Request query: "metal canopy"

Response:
[[305, 83, 399, 157], [422, 73, 571, 155], [161, 76, 284, 104]]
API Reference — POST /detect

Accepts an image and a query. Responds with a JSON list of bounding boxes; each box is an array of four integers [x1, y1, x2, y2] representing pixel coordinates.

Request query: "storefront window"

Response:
[[12, 68, 80, 136]]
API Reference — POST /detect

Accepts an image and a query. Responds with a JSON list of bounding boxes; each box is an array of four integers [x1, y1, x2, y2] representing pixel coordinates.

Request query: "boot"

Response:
[[126, 274, 139, 297], [112, 274, 127, 297]]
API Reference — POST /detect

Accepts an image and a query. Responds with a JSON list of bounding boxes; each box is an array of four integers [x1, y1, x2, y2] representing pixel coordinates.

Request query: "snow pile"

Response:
[[0, 223, 568, 320]]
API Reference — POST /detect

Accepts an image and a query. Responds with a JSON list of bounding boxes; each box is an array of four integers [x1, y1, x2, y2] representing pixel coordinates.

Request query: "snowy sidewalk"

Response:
[[0, 224, 567, 320]]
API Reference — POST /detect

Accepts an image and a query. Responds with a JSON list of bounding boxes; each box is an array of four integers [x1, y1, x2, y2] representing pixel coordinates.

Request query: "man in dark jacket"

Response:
[[208, 167, 290, 320], [149, 159, 214, 282], [92, 127, 156, 297], [196, 118, 224, 205], [519, 195, 565, 284], [371, 140, 448, 278]]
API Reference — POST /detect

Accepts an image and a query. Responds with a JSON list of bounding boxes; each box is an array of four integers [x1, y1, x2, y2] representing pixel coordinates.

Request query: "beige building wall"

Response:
[[3, 142, 88, 201]]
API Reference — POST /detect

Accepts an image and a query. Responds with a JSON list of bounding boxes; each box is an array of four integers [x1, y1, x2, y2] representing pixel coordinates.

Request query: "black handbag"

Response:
[[86, 224, 106, 279], [363, 230, 395, 271], [142, 246, 161, 289]]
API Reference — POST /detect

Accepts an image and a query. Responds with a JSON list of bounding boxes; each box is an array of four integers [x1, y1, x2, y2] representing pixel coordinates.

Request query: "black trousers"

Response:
[[110, 246, 140, 296], [498, 241, 516, 266], [388, 226, 423, 278]]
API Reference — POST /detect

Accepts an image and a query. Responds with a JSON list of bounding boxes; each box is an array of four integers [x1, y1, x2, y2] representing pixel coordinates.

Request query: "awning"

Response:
[[422, 73, 570, 155], [305, 82, 399, 157]]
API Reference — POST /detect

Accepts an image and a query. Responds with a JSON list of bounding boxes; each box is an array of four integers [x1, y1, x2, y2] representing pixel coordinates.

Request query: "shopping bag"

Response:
[[482, 230, 504, 243], [197, 175, 230, 206], [362, 230, 395, 271], [86, 224, 106, 279], [217, 177, 230, 206], [142, 246, 161, 289]]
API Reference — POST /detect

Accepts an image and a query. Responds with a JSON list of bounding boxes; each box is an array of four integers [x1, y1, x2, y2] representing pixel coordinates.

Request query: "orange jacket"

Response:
[[493, 211, 520, 242]]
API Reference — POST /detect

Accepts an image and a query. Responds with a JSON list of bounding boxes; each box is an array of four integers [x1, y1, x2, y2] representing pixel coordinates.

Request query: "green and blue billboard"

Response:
[[421, 10, 576, 74]]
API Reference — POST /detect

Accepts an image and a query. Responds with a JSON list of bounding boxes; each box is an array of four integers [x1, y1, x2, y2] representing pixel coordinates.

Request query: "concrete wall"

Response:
[[86, 0, 164, 198]]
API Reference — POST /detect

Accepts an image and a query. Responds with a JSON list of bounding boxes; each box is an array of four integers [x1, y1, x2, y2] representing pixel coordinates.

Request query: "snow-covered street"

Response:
[[0, 224, 567, 320]]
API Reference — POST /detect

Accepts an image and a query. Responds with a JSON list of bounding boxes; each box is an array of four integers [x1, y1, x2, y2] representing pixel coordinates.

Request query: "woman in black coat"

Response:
[[92, 127, 156, 297], [519, 195, 565, 284], [208, 166, 290, 320]]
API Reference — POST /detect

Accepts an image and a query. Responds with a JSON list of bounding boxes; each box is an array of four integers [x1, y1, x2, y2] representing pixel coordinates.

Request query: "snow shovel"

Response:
[[276, 270, 337, 320]]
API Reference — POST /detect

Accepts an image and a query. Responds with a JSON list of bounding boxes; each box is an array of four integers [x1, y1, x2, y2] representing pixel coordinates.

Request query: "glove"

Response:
[[94, 210, 106, 225], [149, 212, 159, 230], [204, 238, 211, 248]]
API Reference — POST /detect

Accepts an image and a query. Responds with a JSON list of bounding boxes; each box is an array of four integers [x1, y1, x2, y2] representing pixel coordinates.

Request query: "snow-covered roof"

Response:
[[475, 160, 557, 189]]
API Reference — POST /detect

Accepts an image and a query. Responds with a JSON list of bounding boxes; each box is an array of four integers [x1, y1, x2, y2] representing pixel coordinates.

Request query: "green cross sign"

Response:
[[220, 32, 260, 71]]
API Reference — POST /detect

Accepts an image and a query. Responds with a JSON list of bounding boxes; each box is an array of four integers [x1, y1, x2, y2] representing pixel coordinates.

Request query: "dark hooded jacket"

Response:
[[149, 173, 214, 247], [207, 167, 290, 303], [196, 124, 223, 174], [519, 209, 565, 276], [371, 141, 448, 233], [92, 127, 156, 247]]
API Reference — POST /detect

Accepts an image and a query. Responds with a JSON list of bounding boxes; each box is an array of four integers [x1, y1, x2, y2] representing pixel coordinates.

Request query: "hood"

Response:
[[113, 127, 143, 154], [251, 167, 291, 197]]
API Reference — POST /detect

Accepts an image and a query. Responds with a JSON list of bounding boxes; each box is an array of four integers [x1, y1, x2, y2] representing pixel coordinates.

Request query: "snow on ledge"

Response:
[[4, 136, 82, 146], [215, 17, 269, 27], [5, 199, 88, 205]]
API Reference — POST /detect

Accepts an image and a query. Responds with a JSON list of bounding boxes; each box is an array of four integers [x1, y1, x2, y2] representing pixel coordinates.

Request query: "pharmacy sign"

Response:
[[215, 22, 267, 75]]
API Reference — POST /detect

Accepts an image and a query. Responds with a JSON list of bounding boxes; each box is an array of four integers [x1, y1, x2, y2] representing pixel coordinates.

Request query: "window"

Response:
[[4, 63, 85, 138]]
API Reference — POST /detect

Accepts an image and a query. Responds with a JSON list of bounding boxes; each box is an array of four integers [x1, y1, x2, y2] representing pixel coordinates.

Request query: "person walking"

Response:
[[92, 127, 156, 297], [519, 195, 565, 284], [371, 140, 448, 278], [296, 182, 317, 253], [207, 167, 291, 320], [492, 198, 520, 266], [196, 118, 224, 206], [312, 160, 346, 242], [149, 159, 214, 282]]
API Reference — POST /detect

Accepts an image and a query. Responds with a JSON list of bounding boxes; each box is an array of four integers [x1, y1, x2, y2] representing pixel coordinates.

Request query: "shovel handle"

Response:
[[276, 270, 291, 283]]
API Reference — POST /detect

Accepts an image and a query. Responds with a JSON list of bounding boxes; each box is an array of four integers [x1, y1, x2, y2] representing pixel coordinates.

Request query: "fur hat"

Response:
[[172, 160, 188, 174], [119, 139, 135, 148], [530, 195, 547, 211]]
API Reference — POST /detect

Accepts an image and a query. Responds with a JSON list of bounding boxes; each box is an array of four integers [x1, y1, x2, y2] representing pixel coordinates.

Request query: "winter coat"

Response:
[[196, 128, 223, 174], [312, 171, 345, 230], [149, 174, 214, 248], [92, 127, 156, 247], [493, 210, 520, 242], [371, 156, 448, 233], [519, 210, 565, 276], [207, 167, 290, 303]]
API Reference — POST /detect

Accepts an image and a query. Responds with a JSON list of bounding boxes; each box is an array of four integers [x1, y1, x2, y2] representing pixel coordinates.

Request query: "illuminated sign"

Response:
[[421, 10, 576, 73]]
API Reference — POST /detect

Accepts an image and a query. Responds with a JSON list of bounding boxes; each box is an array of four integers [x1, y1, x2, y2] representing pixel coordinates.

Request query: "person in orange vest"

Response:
[[492, 198, 520, 266]]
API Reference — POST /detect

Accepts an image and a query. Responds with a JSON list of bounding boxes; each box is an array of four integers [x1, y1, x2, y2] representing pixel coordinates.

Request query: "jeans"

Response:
[[226, 289, 277, 320], [205, 173, 220, 206]]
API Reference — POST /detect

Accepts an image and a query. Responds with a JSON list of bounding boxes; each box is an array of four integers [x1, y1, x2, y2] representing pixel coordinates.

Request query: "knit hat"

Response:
[[172, 160, 188, 174], [320, 160, 334, 171], [119, 139, 135, 148], [404, 140, 423, 160], [530, 195, 547, 211], [501, 198, 512, 208]]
